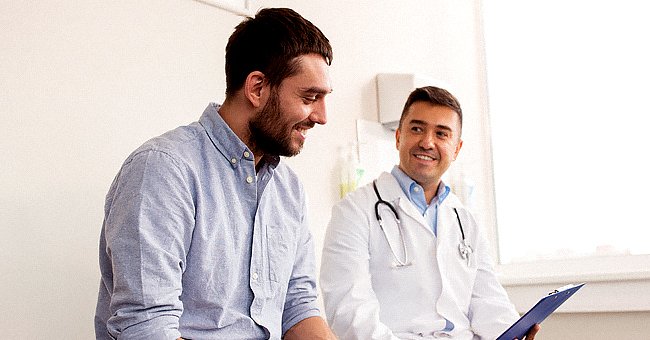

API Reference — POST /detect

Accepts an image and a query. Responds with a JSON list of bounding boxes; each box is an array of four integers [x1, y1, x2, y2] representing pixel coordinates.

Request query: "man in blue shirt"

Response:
[[95, 8, 335, 339]]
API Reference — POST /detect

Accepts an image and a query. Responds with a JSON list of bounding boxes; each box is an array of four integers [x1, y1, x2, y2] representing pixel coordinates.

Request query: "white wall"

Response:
[[1, 1, 238, 337], [1, 0, 645, 338]]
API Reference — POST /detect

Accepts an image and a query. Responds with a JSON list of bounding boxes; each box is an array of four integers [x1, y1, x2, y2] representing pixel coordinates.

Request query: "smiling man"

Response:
[[320, 86, 539, 339], [94, 8, 335, 340]]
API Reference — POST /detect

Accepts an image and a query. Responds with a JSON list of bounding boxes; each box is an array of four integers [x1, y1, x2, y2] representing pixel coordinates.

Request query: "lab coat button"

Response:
[[252, 272, 259, 281], [244, 151, 251, 158], [246, 176, 253, 184]]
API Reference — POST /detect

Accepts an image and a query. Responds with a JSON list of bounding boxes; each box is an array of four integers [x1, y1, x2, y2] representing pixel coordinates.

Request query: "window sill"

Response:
[[497, 255, 650, 313]]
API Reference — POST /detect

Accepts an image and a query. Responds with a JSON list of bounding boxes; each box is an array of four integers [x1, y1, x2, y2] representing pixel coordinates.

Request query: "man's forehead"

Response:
[[287, 56, 332, 92]]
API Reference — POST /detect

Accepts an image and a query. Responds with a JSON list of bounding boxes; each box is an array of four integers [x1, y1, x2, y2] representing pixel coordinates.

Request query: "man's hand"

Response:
[[515, 324, 541, 340], [283, 316, 337, 340]]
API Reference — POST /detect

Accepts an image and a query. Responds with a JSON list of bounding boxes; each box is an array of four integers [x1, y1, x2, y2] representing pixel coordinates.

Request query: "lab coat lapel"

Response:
[[376, 172, 433, 235]]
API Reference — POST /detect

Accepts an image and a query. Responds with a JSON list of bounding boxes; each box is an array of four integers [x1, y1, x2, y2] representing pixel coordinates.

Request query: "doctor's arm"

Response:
[[320, 196, 399, 340], [467, 222, 522, 339]]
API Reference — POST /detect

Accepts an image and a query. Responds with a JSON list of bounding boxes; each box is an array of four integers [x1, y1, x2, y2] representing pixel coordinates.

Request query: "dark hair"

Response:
[[225, 8, 333, 96], [398, 86, 463, 133]]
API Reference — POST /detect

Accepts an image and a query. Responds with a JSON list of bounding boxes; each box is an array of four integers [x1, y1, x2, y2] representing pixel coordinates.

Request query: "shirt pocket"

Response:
[[266, 223, 297, 285]]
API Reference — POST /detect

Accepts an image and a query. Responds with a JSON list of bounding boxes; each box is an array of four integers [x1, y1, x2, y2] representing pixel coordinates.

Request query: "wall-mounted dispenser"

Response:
[[376, 73, 449, 130]]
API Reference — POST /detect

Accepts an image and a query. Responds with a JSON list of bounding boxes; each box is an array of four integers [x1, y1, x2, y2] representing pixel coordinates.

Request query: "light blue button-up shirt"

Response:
[[390, 166, 450, 235], [95, 103, 320, 339]]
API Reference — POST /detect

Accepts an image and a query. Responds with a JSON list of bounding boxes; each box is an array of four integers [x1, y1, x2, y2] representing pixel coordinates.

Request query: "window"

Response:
[[483, 0, 650, 286]]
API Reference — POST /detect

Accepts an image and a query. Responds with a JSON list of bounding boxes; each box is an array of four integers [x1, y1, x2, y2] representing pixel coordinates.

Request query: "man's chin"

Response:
[[283, 142, 304, 157]]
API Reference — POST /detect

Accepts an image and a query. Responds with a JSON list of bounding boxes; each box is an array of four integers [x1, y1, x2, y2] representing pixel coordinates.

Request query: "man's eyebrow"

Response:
[[407, 119, 452, 131], [301, 86, 333, 95], [407, 119, 427, 125]]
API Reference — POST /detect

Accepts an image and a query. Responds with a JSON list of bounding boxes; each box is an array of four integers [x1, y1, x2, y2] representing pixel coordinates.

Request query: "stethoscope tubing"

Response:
[[371, 179, 472, 267]]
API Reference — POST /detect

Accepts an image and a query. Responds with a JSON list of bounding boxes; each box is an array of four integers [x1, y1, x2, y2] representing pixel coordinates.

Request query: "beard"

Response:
[[249, 89, 308, 157]]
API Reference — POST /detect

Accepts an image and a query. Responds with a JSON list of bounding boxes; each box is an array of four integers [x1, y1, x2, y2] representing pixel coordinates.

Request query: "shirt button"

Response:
[[414, 187, 420, 192], [252, 272, 259, 281], [230, 158, 237, 164], [246, 176, 253, 184], [244, 151, 251, 158]]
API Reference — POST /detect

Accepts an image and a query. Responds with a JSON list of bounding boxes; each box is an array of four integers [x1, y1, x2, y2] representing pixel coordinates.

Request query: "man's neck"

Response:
[[219, 98, 264, 167]]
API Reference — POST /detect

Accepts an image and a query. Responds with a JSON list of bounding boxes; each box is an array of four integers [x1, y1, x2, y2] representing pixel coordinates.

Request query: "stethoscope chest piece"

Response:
[[372, 180, 474, 268], [453, 207, 473, 267], [458, 239, 473, 266]]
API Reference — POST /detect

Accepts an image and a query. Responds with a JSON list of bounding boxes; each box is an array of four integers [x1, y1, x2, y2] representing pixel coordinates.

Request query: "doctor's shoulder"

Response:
[[331, 181, 377, 222], [443, 194, 481, 231]]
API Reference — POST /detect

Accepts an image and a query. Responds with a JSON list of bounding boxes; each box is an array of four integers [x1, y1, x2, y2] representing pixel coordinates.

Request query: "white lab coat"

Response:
[[320, 172, 519, 340]]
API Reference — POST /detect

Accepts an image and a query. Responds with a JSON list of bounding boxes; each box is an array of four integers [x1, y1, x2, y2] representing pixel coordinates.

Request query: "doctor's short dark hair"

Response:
[[398, 86, 463, 132], [225, 7, 333, 96]]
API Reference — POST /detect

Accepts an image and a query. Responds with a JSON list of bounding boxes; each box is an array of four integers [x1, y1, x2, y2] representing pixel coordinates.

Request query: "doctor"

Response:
[[320, 86, 539, 339]]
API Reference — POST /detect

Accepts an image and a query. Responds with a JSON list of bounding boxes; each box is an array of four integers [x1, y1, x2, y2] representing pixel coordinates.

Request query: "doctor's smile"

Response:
[[413, 151, 438, 162], [321, 86, 540, 340]]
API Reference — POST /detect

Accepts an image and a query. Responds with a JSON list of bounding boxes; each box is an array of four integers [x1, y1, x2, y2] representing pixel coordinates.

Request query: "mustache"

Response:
[[296, 120, 316, 129], [413, 147, 438, 159]]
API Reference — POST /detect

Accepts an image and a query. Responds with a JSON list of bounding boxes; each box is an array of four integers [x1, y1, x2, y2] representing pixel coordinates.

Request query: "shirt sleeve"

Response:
[[101, 150, 195, 339], [468, 222, 519, 339], [320, 193, 400, 340], [281, 194, 321, 334]]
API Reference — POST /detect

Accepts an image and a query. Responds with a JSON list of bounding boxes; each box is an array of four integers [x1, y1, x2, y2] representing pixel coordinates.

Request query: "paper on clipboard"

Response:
[[497, 283, 585, 340]]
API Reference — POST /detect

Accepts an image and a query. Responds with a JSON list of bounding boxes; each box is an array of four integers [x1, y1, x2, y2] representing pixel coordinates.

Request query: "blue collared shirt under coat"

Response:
[[390, 165, 450, 235], [95, 103, 320, 339]]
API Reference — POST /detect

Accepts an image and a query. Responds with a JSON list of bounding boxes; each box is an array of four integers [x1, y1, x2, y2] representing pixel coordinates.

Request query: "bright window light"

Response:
[[483, 1, 650, 264]]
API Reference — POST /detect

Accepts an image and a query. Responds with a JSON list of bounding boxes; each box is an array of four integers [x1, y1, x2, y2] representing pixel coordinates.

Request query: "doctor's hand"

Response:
[[515, 324, 540, 340]]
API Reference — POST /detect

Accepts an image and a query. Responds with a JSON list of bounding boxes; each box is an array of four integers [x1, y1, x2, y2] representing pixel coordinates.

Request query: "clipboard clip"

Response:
[[548, 283, 584, 295]]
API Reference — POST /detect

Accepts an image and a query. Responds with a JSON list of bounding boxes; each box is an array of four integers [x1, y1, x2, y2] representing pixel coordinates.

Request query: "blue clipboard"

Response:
[[497, 283, 585, 340]]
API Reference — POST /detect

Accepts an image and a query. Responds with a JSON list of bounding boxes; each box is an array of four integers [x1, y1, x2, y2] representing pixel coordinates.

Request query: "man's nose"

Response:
[[418, 131, 435, 149], [309, 100, 327, 125]]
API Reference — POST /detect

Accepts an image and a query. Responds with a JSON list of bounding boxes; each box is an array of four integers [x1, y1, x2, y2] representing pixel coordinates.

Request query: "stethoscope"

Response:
[[372, 180, 473, 268]]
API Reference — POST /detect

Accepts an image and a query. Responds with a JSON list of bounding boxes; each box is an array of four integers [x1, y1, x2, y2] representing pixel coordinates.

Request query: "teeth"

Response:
[[415, 154, 434, 161]]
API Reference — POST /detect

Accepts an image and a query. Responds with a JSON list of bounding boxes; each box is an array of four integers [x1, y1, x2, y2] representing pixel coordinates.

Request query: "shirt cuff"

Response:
[[282, 304, 321, 336]]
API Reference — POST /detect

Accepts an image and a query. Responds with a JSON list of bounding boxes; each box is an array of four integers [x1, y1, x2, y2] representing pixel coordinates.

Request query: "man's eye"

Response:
[[302, 96, 317, 104], [411, 126, 423, 133], [437, 131, 449, 138]]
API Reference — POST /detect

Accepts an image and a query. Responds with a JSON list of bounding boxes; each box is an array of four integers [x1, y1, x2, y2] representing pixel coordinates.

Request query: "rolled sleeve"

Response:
[[281, 204, 321, 335], [100, 150, 195, 339]]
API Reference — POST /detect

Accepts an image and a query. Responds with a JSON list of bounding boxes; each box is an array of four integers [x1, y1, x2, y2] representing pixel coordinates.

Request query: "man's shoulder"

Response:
[[126, 121, 204, 162], [146, 121, 203, 151]]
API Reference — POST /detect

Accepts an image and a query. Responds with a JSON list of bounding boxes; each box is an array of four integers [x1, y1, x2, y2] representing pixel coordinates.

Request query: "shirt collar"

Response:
[[199, 103, 280, 170], [390, 165, 450, 208]]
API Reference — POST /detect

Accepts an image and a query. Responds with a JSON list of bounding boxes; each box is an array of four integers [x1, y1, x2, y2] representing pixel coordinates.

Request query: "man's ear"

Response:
[[395, 128, 401, 150], [243, 71, 266, 108], [452, 139, 463, 161]]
